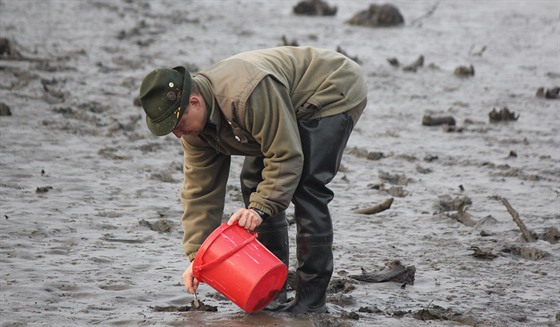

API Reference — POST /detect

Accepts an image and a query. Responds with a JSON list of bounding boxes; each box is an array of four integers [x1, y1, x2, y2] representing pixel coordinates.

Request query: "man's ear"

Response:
[[190, 95, 201, 108]]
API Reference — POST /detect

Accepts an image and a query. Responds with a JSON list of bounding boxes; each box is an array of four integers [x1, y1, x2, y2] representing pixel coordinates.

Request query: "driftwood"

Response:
[[354, 198, 393, 215], [346, 4, 404, 27], [409, 2, 439, 27], [281, 35, 299, 46], [0, 102, 12, 116], [403, 55, 424, 72], [422, 115, 456, 126], [449, 206, 477, 227], [351, 260, 415, 285], [293, 0, 337, 16], [387, 57, 399, 67], [454, 65, 475, 77], [536, 87, 559, 99], [501, 197, 535, 242], [336, 46, 361, 64], [469, 246, 498, 259], [489, 107, 519, 122]]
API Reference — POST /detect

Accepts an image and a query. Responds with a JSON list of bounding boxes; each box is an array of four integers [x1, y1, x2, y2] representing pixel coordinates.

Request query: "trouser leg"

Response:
[[286, 107, 362, 314], [240, 156, 289, 307]]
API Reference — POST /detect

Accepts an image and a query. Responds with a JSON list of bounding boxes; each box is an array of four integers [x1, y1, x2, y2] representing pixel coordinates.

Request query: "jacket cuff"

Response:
[[251, 208, 269, 220], [248, 202, 272, 216]]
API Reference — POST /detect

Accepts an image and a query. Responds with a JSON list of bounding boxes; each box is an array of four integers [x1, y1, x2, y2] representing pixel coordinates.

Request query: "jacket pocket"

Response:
[[296, 100, 322, 120]]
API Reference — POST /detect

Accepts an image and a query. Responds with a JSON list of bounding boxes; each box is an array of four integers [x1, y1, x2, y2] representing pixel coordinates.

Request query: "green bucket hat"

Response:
[[139, 66, 192, 136]]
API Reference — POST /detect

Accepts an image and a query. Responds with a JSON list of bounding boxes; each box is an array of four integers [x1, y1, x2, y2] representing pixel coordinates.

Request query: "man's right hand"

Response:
[[182, 262, 199, 294]]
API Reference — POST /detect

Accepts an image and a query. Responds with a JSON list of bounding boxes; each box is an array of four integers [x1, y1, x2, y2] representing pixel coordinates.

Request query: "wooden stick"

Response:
[[453, 209, 477, 227], [354, 198, 394, 215], [501, 197, 535, 242], [409, 2, 440, 27]]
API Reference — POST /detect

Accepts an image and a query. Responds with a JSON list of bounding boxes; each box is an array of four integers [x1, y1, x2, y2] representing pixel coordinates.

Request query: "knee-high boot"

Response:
[[284, 112, 356, 314], [240, 156, 290, 308]]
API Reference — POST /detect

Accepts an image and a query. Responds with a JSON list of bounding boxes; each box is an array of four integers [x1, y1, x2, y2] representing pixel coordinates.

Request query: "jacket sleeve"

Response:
[[180, 137, 231, 261], [244, 76, 304, 216]]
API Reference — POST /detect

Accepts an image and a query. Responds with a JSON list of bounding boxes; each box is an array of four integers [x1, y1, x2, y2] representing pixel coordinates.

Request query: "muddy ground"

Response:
[[0, 1, 559, 326]]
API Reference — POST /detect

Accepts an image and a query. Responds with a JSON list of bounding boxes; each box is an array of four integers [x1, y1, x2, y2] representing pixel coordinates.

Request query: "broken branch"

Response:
[[354, 198, 394, 215], [501, 197, 535, 242]]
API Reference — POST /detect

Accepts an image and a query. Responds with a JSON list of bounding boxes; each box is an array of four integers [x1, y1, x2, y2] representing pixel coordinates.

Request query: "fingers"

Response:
[[182, 263, 199, 294], [227, 208, 263, 231], [226, 210, 240, 226]]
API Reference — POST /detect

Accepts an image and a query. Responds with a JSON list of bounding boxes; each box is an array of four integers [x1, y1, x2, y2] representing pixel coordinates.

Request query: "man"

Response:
[[139, 46, 367, 314]]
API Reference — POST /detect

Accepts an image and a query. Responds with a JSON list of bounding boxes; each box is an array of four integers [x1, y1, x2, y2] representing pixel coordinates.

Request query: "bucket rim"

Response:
[[192, 223, 239, 278]]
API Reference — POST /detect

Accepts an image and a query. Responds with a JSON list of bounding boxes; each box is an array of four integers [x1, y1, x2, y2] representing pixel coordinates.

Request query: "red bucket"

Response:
[[192, 222, 288, 313]]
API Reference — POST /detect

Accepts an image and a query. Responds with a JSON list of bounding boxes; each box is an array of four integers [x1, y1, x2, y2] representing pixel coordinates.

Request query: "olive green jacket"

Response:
[[180, 46, 367, 261]]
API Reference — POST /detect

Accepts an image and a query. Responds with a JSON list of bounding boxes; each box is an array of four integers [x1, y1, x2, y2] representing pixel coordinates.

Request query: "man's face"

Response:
[[171, 100, 206, 138]]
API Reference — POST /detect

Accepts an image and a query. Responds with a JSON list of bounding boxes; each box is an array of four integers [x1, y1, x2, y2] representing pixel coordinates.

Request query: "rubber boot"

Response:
[[283, 111, 356, 314], [256, 212, 289, 310], [240, 156, 290, 310]]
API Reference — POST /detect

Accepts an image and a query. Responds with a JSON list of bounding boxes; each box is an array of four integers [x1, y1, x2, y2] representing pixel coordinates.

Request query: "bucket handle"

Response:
[[194, 227, 258, 274]]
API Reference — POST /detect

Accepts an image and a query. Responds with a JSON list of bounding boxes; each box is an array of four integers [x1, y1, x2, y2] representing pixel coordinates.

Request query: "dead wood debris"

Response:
[[0, 37, 47, 62], [0, 37, 23, 60], [433, 195, 472, 214], [470, 45, 487, 56], [336, 46, 361, 64], [448, 206, 478, 227], [489, 107, 519, 122], [469, 246, 498, 259], [541, 226, 560, 244], [350, 260, 416, 287], [403, 55, 424, 72], [501, 244, 550, 260], [387, 57, 399, 67], [422, 115, 456, 126], [346, 4, 404, 27], [500, 197, 535, 242], [409, 2, 439, 27], [354, 197, 393, 215], [536, 86, 559, 99], [347, 146, 384, 160], [442, 125, 464, 133], [412, 303, 478, 325], [454, 65, 475, 77], [379, 170, 411, 186], [0, 102, 12, 116], [36, 186, 54, 193], [293, 0, 337, 16], [281, 35, 299, 46]]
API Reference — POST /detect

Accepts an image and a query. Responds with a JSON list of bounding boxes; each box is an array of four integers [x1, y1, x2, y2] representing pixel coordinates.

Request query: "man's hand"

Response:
[[227, 208, 263, 231], [182, 262, 199, 294]]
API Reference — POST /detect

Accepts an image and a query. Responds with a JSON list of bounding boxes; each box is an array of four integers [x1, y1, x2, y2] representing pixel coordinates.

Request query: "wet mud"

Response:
[[1, 1, 559, 327]]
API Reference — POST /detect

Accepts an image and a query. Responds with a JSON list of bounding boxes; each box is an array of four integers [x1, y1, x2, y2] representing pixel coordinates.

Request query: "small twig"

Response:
[[409, 1, 440, 27], [501, 197, 535, 242], [354, 198, 394, 215], [471, 45, 487, 56], [452, 206, 477, 227]]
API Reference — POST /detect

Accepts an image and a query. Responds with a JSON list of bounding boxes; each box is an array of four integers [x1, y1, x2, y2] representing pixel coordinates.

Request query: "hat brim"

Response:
[[145, 66, 192, 136], [146, 106, 180, 136]]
